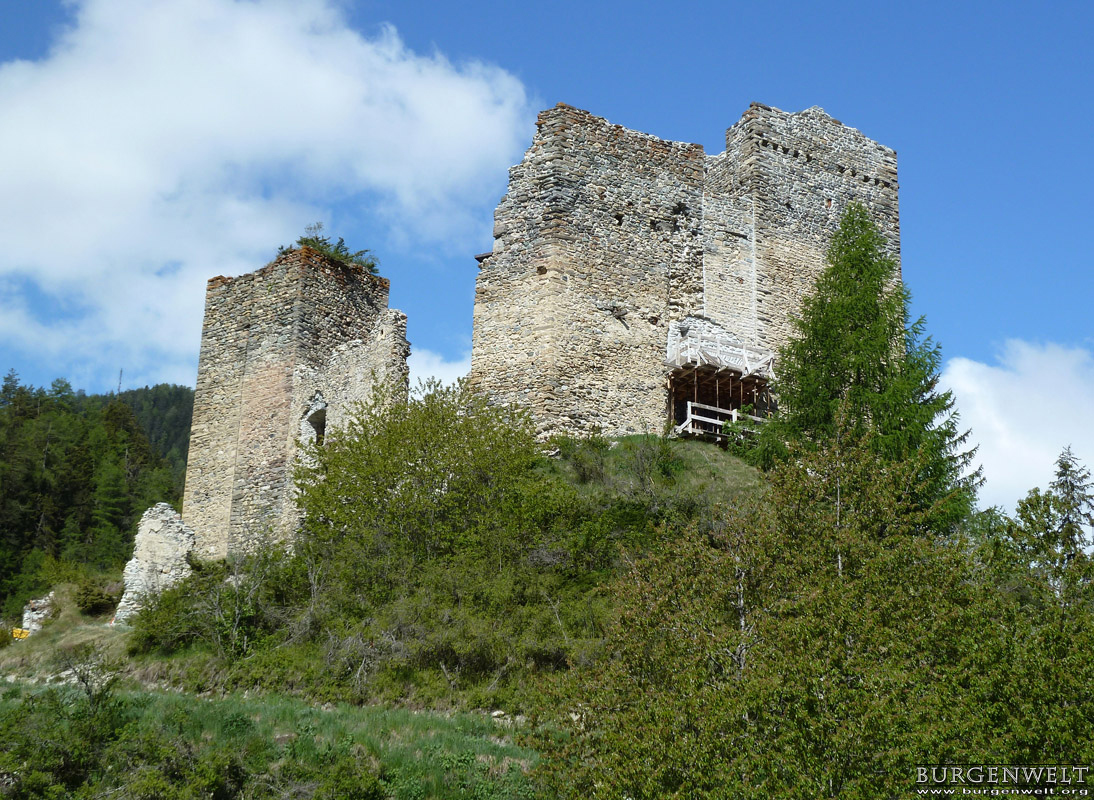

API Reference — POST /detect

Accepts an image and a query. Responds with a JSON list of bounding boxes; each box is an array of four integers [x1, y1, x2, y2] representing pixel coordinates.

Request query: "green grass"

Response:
[[0, 681, 537, 799], [0, 434, 757, 797], [549, 434, 760, 506], [0, 583, 128, 676]]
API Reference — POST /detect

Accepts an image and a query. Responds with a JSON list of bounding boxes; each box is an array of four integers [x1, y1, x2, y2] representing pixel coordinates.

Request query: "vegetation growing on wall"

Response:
[[279, 222, 379, 274]]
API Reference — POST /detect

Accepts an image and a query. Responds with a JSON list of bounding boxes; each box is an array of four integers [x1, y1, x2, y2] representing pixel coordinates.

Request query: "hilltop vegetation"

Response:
[[4, 385, 1091, 797], [535, 432, 1094, 798], [2, 207, 1092, 798], [0, 389, 756, 798], [125, 382, 759, 710]]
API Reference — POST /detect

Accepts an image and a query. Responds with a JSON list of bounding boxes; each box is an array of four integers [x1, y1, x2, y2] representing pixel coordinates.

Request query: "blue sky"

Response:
[[1, 0, 1091, 511]]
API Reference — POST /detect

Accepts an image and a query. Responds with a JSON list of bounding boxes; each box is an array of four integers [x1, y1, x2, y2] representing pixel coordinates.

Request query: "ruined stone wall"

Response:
[[701, 150, 757, 344], [184, 271, 254, 557], [713, 104, 900, 355], [470, 104, 705, 437], [182, 247, 409, 557], [114, 503, 195, 624], [470, 102, 900, 438]]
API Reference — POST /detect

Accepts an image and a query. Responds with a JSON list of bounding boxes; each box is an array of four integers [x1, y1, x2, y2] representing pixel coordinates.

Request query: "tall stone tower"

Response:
[[181, 246, 410, 558], [469, 103, 899, 438]]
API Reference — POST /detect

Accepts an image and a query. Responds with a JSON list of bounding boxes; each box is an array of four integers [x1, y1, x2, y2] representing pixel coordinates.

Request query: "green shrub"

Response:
[[279, 222, 379, 274], [316, 759, 386, 800], [75, 579, 121, 615], [126, 384, 759, 706], [127, 573, 207, 655]]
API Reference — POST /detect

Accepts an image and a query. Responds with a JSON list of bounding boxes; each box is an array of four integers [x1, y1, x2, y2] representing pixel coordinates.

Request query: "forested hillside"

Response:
[[0, 373, 193, 617], [116, 383, 193, 487]]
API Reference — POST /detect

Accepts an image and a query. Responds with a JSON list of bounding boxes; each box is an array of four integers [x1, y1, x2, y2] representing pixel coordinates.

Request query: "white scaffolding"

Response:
[[664, 317, 775, 379]]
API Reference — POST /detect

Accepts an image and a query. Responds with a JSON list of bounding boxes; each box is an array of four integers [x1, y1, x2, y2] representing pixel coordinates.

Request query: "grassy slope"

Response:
[[1, 591, 536, 798], [0, 681, 535, 799], [1, 437, 759, 798]]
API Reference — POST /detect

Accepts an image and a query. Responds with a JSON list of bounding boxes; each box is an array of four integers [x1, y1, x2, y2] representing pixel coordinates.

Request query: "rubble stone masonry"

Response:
[[470, 103, 900, 437], [182, 247, 409, 558]]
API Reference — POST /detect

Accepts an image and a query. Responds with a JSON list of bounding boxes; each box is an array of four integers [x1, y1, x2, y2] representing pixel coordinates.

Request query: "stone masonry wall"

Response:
[[114, 503, 195, 624], [470, 102, 900, 438], [182, 247, 409, 558], [470, 104, 705, 437], [718, 104, 900, 354]]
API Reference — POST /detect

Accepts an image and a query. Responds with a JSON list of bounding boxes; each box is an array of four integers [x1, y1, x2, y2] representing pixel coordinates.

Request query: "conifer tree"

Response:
[[1050, 446, 1094, 557], [1004, 446, 1094, 599], [757, 203, 978, 530]]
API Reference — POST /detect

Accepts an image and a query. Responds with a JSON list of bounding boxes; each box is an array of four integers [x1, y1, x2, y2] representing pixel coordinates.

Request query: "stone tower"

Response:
[[469, 103, 899, 438], [181, 246, 410, 558]]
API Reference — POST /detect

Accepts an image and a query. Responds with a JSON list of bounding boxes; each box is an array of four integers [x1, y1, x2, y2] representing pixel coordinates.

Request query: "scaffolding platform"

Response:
[[665, 317, 775, 435]]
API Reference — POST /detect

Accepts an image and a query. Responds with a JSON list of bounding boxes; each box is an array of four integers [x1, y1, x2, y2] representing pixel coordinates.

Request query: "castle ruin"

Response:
[[469, 102, 900, 438], [171, 101, 898, 562], [181, 246, 409, 558]]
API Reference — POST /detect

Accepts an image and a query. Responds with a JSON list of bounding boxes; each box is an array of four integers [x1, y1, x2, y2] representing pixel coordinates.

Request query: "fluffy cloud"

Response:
[[942, 340, 1094, 514], [407, 348, 471, 389], [0, 0, 531, 389]]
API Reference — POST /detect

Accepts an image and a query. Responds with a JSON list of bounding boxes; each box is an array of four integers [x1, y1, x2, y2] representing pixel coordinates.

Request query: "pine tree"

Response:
[[758, 203, 978, 531], [1050, 446, 1094, 558], [1004, 447, 1094, 600]]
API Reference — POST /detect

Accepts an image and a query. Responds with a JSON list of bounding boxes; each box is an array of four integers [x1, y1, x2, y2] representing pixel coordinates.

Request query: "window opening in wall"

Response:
[[306, 407, 327, 446]]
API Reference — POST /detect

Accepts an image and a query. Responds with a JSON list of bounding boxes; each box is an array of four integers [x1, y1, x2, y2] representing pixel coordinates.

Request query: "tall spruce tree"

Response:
[[1050, 446, 1094, 557], [1002, 446, 1094, 599], [757, 203, 978, 531], [536, 432, 1094, 799]]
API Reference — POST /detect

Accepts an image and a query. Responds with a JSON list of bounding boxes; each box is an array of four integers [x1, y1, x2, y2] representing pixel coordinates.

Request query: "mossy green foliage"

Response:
[[0, 373, 189, 618], [533, 431, 1094, 798], [0, 647, 534, 798], [279, 222, 379, 274], [128, 382, 758, 708]]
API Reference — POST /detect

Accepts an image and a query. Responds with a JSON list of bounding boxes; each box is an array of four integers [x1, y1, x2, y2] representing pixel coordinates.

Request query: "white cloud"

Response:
[[942, 340, 1094, 514], [0, 0, 531, 389], [407, 348, 471, 389]]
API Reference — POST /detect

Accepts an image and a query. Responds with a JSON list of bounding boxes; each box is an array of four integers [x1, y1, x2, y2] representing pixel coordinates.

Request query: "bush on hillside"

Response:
[[75, 579, 122, 616], [533, 429, 1094, 798], [127, 383, 756, 706]]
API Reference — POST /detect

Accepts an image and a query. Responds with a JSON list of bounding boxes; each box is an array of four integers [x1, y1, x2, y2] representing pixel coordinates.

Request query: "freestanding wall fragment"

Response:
[[114, 503, 195, 624], [469, 103, 899, 438], [182, 246, 410, 558]]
